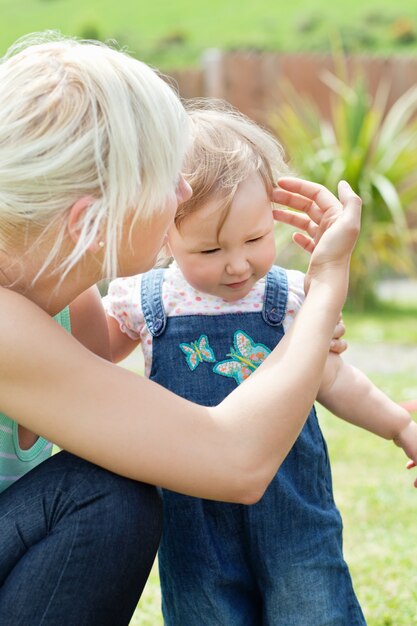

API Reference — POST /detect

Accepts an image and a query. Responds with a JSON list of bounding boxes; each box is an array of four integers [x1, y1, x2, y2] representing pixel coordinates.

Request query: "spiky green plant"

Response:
[[271, 58, 417, 308]]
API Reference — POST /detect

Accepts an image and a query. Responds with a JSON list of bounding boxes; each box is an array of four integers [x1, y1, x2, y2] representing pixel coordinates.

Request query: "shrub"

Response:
[[271, 56, 417, 308]]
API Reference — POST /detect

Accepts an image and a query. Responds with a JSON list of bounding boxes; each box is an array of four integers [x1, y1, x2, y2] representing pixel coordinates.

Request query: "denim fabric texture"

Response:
[[141, 266, 366, 626], [0, 450, 163, 625]]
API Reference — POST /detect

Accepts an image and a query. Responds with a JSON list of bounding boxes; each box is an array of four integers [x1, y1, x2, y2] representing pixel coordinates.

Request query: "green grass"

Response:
[[130, 565, 161, 626], [344, 301, 417, 343], [320, 382, 417, 626], [1, 0, 417, 68]]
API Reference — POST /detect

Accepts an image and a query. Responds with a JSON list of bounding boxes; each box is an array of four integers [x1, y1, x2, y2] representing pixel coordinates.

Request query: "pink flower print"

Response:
[[252, 351, 264, 363]]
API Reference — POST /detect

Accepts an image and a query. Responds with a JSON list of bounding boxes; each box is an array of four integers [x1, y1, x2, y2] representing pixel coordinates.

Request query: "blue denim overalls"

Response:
[[141, 266, 366, 626]]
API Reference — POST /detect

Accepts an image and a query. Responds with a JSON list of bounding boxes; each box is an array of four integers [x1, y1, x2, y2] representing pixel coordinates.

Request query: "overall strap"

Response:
[[262, 265, 288, 326], [140, 268, 167, 337]]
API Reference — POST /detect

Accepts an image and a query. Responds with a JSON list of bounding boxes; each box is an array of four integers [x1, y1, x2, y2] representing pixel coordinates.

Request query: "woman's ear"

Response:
[[67, 196, 103, 252], [164, 237, 173, 258]]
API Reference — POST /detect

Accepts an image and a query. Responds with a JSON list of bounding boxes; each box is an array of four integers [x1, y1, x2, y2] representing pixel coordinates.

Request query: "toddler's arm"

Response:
[[107, 315, 140, 363], [317, 354, 417, 473], [69, 285, 111, 360], [102, 276, 143, 363], [68, 284, 140, 362]]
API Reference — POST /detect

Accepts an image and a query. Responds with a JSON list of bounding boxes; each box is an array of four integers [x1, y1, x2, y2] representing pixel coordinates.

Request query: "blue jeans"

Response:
[[0, 450, 162, 625]]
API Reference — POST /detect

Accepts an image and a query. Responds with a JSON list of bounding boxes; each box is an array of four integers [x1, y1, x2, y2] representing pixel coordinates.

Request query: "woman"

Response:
[[0, 33, 361, 624]]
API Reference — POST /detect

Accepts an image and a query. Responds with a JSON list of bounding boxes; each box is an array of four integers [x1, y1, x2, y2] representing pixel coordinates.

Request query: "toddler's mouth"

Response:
[[226, 279, 249, 289]]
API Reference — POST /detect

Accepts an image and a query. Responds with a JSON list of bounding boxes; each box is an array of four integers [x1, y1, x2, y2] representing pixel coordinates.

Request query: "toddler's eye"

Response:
[[247, 236, 263, 243], [201, 248, 220, 254]]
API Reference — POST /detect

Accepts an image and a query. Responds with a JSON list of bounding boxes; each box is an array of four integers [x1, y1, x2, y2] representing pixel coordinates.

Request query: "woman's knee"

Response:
[[59, 452, 163, 554], [102, 471, 163, 553], [80, 464, 163, 596], [0, 455, 163, 622], [28, 451, 163, 558]]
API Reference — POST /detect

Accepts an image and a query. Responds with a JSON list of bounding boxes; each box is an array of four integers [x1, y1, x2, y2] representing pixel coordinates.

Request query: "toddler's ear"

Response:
[[67, 196, 102, 252]]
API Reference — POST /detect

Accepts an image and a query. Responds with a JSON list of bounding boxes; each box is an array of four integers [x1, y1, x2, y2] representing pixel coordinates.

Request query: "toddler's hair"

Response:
[[176, 99, 289, 228], [0, 32, 189, 281]]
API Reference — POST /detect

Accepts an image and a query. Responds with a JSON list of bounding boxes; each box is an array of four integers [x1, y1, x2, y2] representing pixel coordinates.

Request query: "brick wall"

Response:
[[167, 50, 417, 124]]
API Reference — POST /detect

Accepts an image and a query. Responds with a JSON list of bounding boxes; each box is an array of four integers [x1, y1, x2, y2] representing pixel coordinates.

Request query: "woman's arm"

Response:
[[0, 179, 361, 503], [16, 285, 112, 450]]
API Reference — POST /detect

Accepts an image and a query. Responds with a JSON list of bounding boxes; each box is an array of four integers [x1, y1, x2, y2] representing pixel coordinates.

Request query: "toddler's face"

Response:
[[167, 173, 276, 301]]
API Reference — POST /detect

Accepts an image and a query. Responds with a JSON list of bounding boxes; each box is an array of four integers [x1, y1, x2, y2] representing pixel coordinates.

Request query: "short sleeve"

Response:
[[283, 269, 306, 332], [102, 276, 144, 341]]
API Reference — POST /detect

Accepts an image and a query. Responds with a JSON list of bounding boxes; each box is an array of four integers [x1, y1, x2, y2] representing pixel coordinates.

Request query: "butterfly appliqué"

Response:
[[213, 330, 271, 385], [179, 334, 216, 371]]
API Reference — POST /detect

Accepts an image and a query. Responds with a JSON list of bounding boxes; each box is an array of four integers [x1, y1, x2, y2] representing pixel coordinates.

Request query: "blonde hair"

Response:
[[0, 32, 189, 280], [176, 99, 289, 228]]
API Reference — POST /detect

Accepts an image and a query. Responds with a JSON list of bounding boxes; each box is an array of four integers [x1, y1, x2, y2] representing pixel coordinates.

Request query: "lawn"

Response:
[[125, 304, 417, 625], [1, 0, 417, 68], [344, 301, 417, 343]]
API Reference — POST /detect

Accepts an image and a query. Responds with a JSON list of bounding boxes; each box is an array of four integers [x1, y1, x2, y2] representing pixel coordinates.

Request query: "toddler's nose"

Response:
[[226, 255, 249, 277]]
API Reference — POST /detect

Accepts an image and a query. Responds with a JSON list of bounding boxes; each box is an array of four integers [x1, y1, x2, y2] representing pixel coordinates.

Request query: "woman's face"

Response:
[[117, 176, 192, 277]]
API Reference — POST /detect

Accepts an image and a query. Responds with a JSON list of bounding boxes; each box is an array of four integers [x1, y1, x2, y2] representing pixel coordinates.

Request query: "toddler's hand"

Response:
[[394, 419, 417, 487], [329, 314, 347, 355], [406, 459, 417, 488]]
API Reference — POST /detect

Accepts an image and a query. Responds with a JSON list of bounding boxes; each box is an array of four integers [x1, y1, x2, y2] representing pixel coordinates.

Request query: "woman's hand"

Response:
[[272, 178, 362, 294]]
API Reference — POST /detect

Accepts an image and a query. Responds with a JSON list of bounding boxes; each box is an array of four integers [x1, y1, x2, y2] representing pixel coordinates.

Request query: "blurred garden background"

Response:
[[2, 0, 417, 623], [2, 0, 417, 69]]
